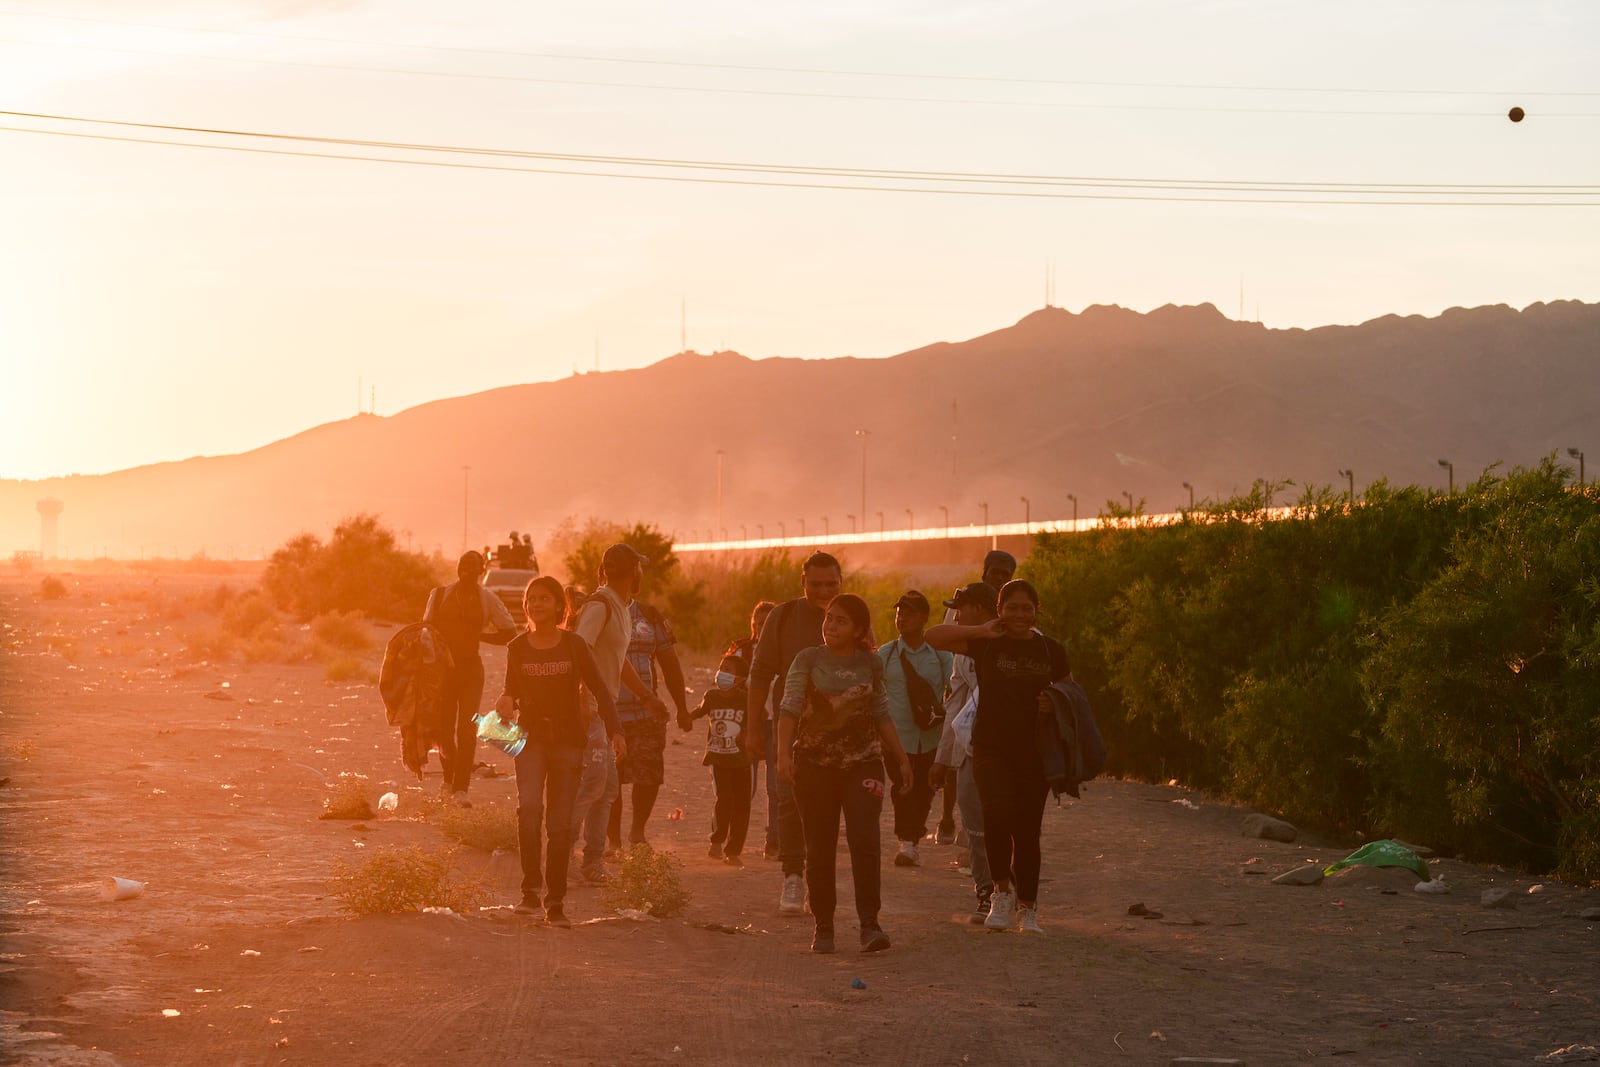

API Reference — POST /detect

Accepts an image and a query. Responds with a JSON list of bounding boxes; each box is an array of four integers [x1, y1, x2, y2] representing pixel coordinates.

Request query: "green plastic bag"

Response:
[[1323, 839, 1431, 881]]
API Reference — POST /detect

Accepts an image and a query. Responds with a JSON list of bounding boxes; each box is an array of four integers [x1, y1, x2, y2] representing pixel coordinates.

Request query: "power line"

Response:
[[3, 114, 1595, 206], [3, 109, 1593, 195], [2, 5, 1596, 99]]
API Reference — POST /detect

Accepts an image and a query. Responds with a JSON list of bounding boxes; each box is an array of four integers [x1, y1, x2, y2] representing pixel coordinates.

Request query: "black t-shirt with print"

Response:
[[967, 633, 1071, 755]]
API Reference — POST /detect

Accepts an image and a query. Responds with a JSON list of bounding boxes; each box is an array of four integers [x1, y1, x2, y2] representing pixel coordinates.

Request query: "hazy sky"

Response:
[[3, 0, 1596, 480]]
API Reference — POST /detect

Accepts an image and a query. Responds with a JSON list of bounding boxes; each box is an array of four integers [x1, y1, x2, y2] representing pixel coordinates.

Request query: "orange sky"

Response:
[[2, 0, 1596, 480]]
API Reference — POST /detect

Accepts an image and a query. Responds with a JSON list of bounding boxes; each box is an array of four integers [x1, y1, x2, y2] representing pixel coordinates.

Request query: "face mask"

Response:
[[715, 671, 739, 691]]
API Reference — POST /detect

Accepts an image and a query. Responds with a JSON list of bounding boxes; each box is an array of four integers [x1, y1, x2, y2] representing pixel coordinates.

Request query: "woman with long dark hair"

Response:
[[927, 579, 1070, 934], [776, 593, 912, 954], [493, 575, 624, 926]]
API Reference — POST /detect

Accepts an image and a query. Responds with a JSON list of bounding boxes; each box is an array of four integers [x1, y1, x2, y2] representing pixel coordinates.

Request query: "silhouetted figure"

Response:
[[689, 600, 776, 867], [745, 550, 842, 915], [493, 575, 623, 925], [423, 550, 517, 804], [927, 579, 1070, 935]]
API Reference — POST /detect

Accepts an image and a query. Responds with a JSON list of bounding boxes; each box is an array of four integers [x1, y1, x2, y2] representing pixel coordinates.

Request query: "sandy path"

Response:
[[1, 574, 1596, 1066]]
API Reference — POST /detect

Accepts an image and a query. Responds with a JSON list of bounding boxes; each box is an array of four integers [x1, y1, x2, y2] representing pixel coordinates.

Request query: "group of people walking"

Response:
[[418, 542, 1073, 949]]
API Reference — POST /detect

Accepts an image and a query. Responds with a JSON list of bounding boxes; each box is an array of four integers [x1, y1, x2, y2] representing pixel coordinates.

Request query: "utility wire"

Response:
[[3, 109, 1593, 195], [3, 117, 1595, 206], [1, 5, 1596, 98]]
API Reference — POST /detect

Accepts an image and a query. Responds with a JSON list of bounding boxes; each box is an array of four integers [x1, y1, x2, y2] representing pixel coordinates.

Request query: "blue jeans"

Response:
[[570, 718, 618, 866], [514, 741, 583, 905], [956, 756, 993, 899]]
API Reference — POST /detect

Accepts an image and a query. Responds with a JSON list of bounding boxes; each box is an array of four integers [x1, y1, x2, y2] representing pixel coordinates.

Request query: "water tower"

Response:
[[37, 498, 62, 559]]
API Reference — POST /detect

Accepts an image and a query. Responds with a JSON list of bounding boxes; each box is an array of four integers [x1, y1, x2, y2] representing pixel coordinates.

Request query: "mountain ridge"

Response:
[[6, 300, 1596, 558]]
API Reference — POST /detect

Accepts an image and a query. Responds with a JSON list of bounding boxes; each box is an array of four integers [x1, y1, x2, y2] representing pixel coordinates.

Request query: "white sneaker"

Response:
[[1018, 905, 1043, 934], [985, 889, 1017, 930], [779, 874, 806, 915], [894, 841, 920, 867]]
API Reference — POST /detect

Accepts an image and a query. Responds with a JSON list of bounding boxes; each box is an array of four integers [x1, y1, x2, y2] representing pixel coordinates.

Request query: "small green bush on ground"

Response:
[[321, 774, 374, 820], [262, 514, 441, 622], [436, 803, 519, 852], [329, 845, 487, 914], [600, 845, 690, 917], [38, 576, 68, 600]]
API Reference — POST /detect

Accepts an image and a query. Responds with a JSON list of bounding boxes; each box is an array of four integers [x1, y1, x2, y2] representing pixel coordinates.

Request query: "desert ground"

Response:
[[1, 572, 1595, 1067]]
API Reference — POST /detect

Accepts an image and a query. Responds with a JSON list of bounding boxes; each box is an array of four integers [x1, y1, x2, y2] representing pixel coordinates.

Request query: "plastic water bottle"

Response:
[[474, 710, 527, 758]]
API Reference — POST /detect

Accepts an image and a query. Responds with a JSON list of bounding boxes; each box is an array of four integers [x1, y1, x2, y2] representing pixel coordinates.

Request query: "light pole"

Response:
[[741, 525, 747, 541], [905, 508, 913, 531], [1067, 493, 1077, 525], [939, 505, 949, 537], [1181, 482, 1193, 510], [715, 448, 725, 536], [980, 501, 989, 534], [1569, 447, 1586, 486], [757, 523, 765, 540], [876, 511, 884, 533], [822, 516, 829, 537], [778, 521, 786, 541], [461, 465, 471, 552], [1438, 458, 1454, 495], [847, 514, 857, 534], [855, 428, 870, 525], [1020, 495, 1030, 530], [1338, 468, 1355, 502], [798, 518, 805, 537]]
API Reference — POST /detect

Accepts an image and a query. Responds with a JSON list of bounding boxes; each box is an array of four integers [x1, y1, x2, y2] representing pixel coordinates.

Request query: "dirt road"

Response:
[[1, 574, 1595, 1066]]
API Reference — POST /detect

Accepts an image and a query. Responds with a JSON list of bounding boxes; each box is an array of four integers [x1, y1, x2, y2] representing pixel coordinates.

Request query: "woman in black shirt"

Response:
[[494, 576, 624, 926], [927, 579, 1070, 934]]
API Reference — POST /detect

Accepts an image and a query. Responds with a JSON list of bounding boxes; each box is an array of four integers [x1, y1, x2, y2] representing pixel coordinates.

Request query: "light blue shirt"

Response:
[[879, 638, 953, 755]]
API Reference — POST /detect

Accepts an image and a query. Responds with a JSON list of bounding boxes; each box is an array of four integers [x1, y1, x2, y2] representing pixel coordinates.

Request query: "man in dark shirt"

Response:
[[745, 551, 841, 915], [422, 551, 519, 805]]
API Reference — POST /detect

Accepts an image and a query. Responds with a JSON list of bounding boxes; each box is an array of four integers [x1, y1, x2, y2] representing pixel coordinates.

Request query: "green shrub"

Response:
[[38, 576, 68, 600], [1026, 456, 1600, 883], [262, 514, 441, 622], [600, 845, 690, 917], [221, 590, 278, 637], [311, 610, 373, 651], [321, 653, 376, 683], [328, 845, 487, 914], [320, 774, 374, 820], [437, 802, 519, 852]]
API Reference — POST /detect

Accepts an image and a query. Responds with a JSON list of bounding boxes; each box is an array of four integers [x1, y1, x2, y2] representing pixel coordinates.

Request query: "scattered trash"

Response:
[[1149, 1029, 1166, 1042], [1127, 903, 1165, 919], [421, 907, 465, 920], [240, 949, 261, 957], [850, 978, 866, 990], [1414, 876, 1450, 895], [1324, 840, 1430, 881], [1527, 883, 1545, 894], [1536, 1044, 1600, 1063], [161, 1009, 181, 1018], [1173, 798, 1199, 810], [296, 946, 322, 953], [203, 690, 234, 701], [667, 807, 685, 821], [101, 876, 145, 901], [377, 792, 399, 811], [275, 1037, 289, 1048]]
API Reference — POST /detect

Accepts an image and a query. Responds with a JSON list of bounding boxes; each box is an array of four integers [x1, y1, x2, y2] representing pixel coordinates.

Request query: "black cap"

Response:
[[601, 543, 648, 575], [457, 550, 486, 578], [894, 590, 930, 613], [943, 581, 999, 611], [982, 550, 1017, 575]]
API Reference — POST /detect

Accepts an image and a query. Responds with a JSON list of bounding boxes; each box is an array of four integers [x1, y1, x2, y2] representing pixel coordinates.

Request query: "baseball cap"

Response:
[[601, 543, 649, 573], [942, 581, 999, 611], [894, 590, 931, 612]]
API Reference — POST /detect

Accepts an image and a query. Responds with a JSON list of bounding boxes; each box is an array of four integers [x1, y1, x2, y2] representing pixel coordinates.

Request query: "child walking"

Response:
[[686, 601, 774, 867]]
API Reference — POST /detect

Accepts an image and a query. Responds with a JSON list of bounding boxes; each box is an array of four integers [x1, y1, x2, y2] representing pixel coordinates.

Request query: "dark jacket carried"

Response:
[[1037, 678, 1107, 799]]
